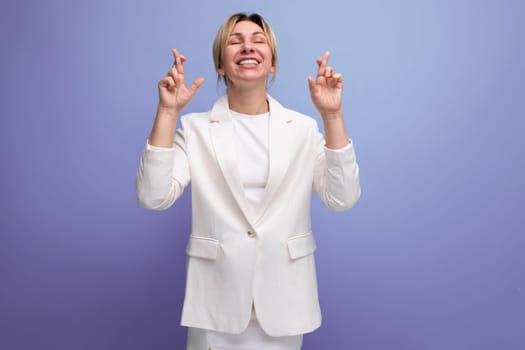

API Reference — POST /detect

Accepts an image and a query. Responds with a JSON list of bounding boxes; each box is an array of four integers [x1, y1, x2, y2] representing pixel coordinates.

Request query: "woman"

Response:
[[136, 12, 360, 350]]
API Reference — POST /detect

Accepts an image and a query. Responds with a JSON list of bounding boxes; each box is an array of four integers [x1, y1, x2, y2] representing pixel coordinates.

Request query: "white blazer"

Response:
[[136, 95, 360, 336]]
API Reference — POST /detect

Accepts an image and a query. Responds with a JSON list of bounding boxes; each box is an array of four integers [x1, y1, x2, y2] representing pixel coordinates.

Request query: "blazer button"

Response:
[[247, 230, 256, 238]]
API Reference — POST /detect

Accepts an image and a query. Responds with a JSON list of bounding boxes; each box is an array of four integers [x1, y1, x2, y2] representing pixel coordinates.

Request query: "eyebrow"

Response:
[[229, 31, 266, 37]]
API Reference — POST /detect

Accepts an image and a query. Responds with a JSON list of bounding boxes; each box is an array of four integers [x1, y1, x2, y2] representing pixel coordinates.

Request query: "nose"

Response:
[[241, 41, 254, 52]]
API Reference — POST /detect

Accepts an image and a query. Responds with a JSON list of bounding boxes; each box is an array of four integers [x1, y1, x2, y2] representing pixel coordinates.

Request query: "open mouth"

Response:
[[237, 59, 260, 65]]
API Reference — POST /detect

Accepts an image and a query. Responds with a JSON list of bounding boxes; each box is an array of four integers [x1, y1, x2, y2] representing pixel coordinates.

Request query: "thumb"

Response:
[[307, 76, 316, 91], [188, 77, 205, 95]]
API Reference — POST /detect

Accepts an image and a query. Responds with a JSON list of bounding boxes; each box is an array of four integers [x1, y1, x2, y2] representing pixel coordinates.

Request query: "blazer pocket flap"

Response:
[[287, 233, 317, 260], [186, 236, 219, 260]]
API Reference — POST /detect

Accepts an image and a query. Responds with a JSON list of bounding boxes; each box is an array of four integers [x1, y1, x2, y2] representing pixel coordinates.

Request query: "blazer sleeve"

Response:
[[312, 132, 361, 211], [136, 126, 190, 210]]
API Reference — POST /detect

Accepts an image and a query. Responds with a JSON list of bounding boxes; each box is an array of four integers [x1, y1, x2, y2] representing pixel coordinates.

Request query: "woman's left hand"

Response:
[[308, 51, 344, 120]]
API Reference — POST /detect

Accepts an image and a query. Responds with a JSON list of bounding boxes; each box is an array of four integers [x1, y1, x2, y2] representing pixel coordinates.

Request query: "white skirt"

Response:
[[186, 308, 303, 350]]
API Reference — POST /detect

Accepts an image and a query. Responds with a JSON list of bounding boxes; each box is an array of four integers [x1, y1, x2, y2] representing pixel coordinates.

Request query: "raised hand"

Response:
[[149, 49, 204, 147], [158, 48, 205, 114], [307, 51, 344, 120]]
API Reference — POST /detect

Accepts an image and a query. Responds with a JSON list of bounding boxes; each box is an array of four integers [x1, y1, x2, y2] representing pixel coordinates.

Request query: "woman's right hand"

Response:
[[158, 48, 205, 114]]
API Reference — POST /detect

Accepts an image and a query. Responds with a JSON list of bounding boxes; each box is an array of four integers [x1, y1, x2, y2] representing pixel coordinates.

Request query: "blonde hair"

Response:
[[212, 13, 278, 85]]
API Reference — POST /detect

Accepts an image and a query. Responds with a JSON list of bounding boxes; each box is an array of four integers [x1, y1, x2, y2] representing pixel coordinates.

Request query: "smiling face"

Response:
[[218, 21, 275, 86], [213, 13, 278, 87]]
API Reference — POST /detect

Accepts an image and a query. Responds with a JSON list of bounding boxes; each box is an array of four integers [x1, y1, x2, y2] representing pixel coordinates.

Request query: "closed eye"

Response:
[[253, 35, 267, 44]]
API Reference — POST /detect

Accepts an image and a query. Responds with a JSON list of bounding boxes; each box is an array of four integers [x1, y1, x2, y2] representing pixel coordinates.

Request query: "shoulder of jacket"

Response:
[[179, 111, 212, 127], [280, 107, 319, 130], [269, 95, 315, 124]]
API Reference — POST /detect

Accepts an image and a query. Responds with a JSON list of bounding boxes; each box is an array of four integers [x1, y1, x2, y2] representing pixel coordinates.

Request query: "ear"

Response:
[[217, 64, 224, 76]]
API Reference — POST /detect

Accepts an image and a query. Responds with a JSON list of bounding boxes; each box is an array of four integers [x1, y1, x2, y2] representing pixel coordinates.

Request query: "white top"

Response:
[[230, 109, 270, 217], [186, 110, 305, 348], [187, 307, 303, 349]]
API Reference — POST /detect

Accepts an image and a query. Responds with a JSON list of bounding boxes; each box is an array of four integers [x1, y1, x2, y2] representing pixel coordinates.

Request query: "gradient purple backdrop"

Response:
[[1, 0, 524, 349]]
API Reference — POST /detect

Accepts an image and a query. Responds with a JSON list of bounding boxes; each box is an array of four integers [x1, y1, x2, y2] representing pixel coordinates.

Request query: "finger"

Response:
[[172, 48, 185, 75], [188, 77, 205, 95], [172, 48, 182, 69], [324, 71, 344, 90], [168, 65, 186, 87], [333, 73, 344, 89], [322, 51, 330, 65], [316, 51, 330, 77], [171, 48, 180, 61], [307, 76, 316, 91], [325, 66, 334, 78], [168, 66, 179, 81], [172, 55, 187, 66], [160, 75, 173, 85], [159, 76, 175, 90]]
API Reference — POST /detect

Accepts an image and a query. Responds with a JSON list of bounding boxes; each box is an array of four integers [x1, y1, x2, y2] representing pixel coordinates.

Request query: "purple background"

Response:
[[2, 0, 524, 349]]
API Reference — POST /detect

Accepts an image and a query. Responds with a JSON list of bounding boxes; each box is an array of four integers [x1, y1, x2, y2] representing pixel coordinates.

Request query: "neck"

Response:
[[227, 84, 269, 115]]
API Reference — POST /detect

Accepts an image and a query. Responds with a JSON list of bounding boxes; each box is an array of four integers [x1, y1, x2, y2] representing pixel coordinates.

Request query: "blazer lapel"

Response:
[[253, 96, 292, 224], [209, 96, 252, 224]]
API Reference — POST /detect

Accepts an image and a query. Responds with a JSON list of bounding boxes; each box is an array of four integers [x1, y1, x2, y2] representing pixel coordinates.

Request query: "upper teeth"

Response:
[[239, 59, 258, 65]]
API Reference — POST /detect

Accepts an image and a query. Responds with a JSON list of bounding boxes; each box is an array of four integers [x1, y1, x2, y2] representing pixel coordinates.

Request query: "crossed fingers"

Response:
[[164, 48, 187, 90], [316, 51, 342, 83], [170, 48, 186, 77]]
